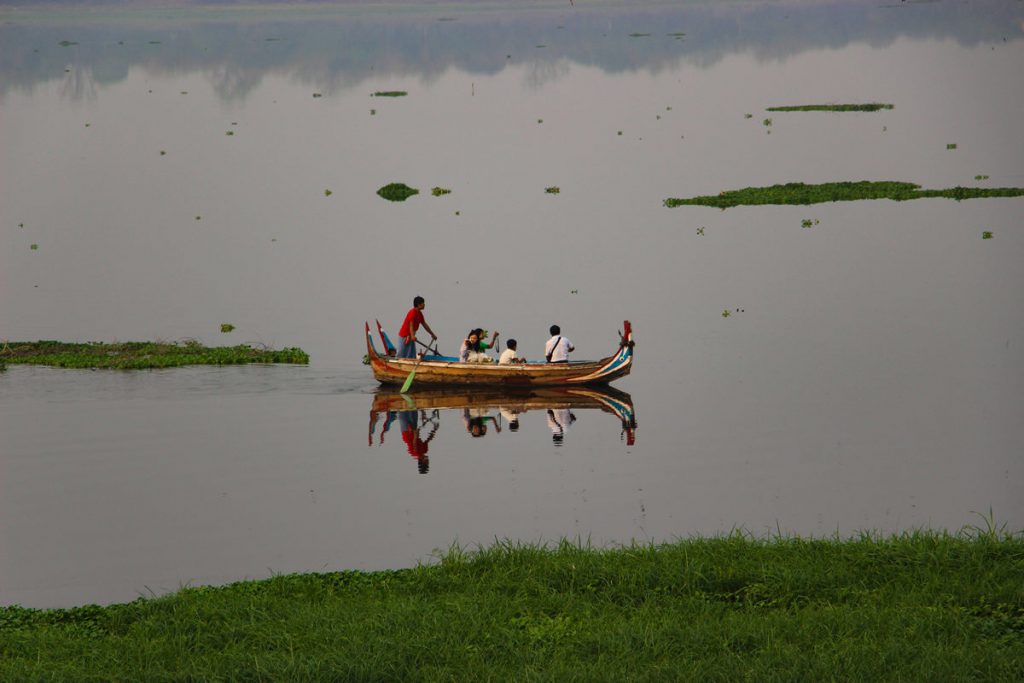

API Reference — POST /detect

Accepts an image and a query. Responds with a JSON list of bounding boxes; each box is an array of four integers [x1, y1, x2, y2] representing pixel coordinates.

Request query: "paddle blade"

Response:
[[400, 368, 416, 393]]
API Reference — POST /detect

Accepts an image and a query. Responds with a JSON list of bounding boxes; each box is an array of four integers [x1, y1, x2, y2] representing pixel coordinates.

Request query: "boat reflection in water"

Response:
[[368, 386, 636, 473]]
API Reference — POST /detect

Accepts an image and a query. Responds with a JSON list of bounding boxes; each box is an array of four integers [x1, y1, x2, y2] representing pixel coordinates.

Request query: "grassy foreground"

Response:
[[2, 533, 1022, 681], [664, 181, 1024, 209], [0, 340, 309, 369]]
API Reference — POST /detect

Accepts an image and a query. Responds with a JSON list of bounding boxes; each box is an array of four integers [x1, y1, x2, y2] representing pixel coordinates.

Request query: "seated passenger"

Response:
[[460, 328, 499, 363], [498, 339, 526, 365]]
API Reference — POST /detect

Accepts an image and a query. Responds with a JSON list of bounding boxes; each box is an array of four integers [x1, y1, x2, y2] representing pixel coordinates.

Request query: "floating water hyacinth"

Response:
[[665, 181, 1024, 209], [221, 324, 235, 333], [545, 187, 561, 194], [982, 231, 993, 240], [324, 189, 332, 197], [30, 244, 38, 250], [431, 187, 451, 196], [947, 143, 957, 150], [767, 103, 894, 112], [377, 183, 419, 202], [975, 175, 989, 181], [722, 309, 731, 318]]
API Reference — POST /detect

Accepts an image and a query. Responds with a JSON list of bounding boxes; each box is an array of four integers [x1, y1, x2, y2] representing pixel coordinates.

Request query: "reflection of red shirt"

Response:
[[398, 308, 424, 339], [402, 427, 429, 458]]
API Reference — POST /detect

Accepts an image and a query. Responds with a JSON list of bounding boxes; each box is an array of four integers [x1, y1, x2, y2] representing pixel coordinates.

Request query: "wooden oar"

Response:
[[400, 338, 434, 393]]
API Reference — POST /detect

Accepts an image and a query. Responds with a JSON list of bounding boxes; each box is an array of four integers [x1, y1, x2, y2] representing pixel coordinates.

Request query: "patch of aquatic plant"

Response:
[[947, 143, 957, 150], [431, 187, 451, 196], [377, 183, 419, 202], [801, 219, 820, 228], [976, 175, 989, 181], [58, 40, 77, 47], [1, 533, 1021, 681], [664, 181, 1024, 209], [30, 244, 38, 250], [220, 324, 234, 333], [766, 103, 894, 112], [0, 341, 308, 370], [983, 231, 994, 240], [763, 118, 772, 127], [373, 91, 407, 97], [324, 189, 332, 197], [628, 33, 651, 37], [545, 186, 561, 194]]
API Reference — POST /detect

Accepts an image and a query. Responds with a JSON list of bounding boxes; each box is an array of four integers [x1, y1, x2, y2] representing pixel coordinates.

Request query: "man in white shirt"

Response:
[[544, 325, 574, 363], [498, 339, 526, 365]]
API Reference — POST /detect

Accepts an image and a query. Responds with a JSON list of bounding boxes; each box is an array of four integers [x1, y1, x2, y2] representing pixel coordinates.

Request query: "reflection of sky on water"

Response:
[[2, 0, 1022, 101]]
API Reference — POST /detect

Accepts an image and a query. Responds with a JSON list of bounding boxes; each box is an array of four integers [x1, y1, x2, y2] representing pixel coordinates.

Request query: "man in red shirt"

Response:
[[397, 295, 437, 358]]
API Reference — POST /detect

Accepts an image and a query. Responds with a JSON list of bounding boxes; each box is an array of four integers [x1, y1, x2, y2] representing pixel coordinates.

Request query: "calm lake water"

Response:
[[2, 0, 1022, 608]]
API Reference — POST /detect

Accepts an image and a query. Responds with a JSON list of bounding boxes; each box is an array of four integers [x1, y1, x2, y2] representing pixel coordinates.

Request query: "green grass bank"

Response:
[[2, 533, 1021, 681], [0, 340, 309, 369], [664, 181, 1024, 209]]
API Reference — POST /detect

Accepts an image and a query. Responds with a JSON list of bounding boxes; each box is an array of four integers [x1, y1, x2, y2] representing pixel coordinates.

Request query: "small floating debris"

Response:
[[220, 324, 235, 333], [697, 227, 704, 236], [744, 113, 753, 119], [982, 231, 994, 240], [373, 91, 407, 97], [377, 183, 420, 202], [195, 216, 201, 221], [30, 244, 38, 250], [148, 41, 161, 45], [629, 33, 651, 38], [431, 187, 451, 196], [180, 91, 188, 95], [226, 131, 234, 136], [58, 40, 77, 47], [370, 109, 376, 115], [767, 103, 894, 112], [617, 131, 623, 136], [85, 123, 90, 127], [537, 119, 543, 124], [545, 186, 561, 194], [160, 150, 166, 155], [763, 118, 772, 127], [324, 189, 333, 197], [668, 32, 686, 37], [312, 93, 322, 98]]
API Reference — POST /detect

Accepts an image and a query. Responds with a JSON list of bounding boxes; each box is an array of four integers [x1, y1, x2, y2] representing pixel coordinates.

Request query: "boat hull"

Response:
[[366, 321, 634, 387]]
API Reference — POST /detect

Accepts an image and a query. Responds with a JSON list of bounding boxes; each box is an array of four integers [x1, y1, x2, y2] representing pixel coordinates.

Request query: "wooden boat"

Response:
[[366, 320, 634, 387], [369, 385, 637, 446]]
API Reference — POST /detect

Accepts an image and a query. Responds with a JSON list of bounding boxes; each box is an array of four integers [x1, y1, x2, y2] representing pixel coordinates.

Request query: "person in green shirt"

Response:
[[459, 327, 499, 362]]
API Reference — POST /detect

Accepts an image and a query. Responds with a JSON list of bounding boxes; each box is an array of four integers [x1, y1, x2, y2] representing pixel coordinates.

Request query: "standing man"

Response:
[[544, 324, 575, 363], [397, 296, 437, 358]]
